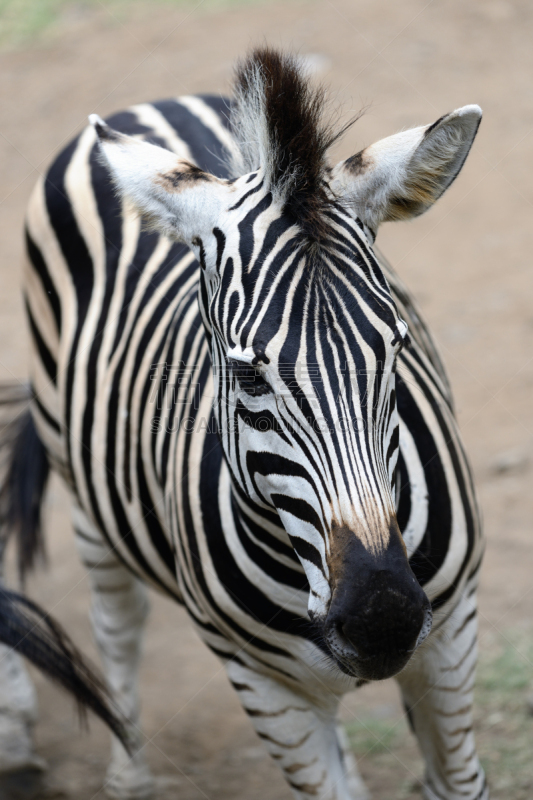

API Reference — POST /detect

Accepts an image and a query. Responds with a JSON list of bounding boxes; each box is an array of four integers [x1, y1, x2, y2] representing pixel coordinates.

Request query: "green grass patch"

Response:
[[475, 630, 533, 799], [0, 0, 64, 46], [345, 713, 409, 757], [345, 708, 422, 798], [477, 634, 533, 693]]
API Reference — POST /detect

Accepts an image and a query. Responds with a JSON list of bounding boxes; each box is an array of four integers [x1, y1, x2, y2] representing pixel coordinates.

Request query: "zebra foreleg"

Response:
[[395, 589, 488, 800], [73, 506, 154, 800], [225, 659, 370, 800]]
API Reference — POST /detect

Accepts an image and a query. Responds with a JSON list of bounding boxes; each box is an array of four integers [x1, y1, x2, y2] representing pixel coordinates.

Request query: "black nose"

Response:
[[324, 524, 432, 680], [326, 578, 432, 680]]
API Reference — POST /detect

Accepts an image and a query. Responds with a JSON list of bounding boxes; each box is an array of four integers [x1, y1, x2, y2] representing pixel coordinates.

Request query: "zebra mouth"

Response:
[[325, 632, 417, 681], [308, 616, 363, 679], [329, 654, 360, 679], [311, 593, 433, 682]]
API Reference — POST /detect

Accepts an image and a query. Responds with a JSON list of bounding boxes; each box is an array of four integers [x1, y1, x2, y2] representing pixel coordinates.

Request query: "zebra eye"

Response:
[[395, 333, 411, 354], [392, 320, 410, 353], [391, 331, 410, 374], [228, 359, 272, 397], [392, 328, 411, 355]]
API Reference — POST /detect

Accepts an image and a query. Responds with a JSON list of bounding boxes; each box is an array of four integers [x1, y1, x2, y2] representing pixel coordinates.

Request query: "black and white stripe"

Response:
[[17, 50, 487, 800]]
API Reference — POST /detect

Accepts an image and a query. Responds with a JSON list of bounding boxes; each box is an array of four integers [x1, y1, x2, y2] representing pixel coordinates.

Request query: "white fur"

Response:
[[331, 105, 482, 232], [228, 63, 273, 180], [91, 104, 481, 250], [228, 62, 304, 204], [89, 116, 231, 246], [397, 573, 488, 800], [73, 505, 154, 800]]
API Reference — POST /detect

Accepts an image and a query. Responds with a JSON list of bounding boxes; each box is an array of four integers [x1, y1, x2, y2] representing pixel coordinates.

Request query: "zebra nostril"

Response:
[[329, 620, 360, 658]]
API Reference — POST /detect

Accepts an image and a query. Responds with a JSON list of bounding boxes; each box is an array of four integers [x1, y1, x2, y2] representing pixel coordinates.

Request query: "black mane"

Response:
[[232, 48, 357, 246]]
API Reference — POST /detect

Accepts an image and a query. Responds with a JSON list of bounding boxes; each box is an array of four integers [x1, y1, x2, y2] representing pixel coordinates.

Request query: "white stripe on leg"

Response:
[[73, 506, 154, 800]]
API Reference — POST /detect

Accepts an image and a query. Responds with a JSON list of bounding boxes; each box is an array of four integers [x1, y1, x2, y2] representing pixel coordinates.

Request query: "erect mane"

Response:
[[230, 47, 356, 246]]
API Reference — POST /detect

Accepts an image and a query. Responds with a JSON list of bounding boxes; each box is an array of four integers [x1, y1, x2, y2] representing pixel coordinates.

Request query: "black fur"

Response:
[[0, 587, 129, 750], [0, 393, 49, 580], [234, 48, 359, 246]]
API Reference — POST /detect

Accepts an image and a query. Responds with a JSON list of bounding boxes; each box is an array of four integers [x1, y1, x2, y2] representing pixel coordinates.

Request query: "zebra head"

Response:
[[91, 49, 481, 681]]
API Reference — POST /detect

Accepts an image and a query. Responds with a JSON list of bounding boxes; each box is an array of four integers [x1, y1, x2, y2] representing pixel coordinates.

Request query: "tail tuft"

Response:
[[0, 384, 49, 579], [0, 587, 131, 752]]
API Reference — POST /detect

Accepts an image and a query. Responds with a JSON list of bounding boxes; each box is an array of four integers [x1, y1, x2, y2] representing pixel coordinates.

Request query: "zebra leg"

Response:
[[73, 506, 154, 800], [0, 555, 44, 777], [226, 660, 370, 800], [396, 588, 488, 800], [0, 642, 45, 774]]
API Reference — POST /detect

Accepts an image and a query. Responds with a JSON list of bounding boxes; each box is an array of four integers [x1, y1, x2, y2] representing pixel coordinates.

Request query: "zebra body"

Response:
[[19, 51, 487, 800]]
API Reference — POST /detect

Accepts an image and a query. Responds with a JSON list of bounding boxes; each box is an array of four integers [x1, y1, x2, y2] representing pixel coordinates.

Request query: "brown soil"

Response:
[[0, 1, 532, 798]]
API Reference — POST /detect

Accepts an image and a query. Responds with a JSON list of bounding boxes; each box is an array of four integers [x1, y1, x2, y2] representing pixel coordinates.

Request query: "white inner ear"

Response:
[[92, 120, 231, 245], [331, 104, 482, 234], [401, 106, 482, 204]]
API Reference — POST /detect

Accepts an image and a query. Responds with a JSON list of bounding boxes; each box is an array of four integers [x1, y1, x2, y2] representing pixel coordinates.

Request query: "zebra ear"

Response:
[[89, 115, 229, 242], [330, 105, 482, 235]]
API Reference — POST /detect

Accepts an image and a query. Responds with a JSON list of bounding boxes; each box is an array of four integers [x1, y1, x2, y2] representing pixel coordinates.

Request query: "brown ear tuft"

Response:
[[156, 163, 213, 191]]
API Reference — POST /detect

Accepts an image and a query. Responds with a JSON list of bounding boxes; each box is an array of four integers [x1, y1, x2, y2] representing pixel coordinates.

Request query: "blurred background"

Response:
[[0, 0, 532, 798]]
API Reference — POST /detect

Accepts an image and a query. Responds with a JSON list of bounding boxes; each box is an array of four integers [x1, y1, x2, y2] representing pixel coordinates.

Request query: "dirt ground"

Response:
[[0, 0, 533, 798]]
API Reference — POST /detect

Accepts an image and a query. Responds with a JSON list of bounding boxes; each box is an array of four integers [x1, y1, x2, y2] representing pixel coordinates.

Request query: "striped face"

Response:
[[195, 171, 410, 622], [92, 81, 482, 678]]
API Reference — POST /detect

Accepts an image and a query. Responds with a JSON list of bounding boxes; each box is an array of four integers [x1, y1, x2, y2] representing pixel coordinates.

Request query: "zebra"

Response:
[[0, 48, 487, 800]]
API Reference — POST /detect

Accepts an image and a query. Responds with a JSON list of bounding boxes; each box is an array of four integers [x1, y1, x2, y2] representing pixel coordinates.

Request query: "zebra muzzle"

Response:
[[323, 523, 432, 681]]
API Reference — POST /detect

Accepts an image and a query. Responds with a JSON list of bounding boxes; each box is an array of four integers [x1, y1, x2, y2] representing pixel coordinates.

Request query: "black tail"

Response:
[[0, 384, 131, 751], [0, 384, 49, 579], [0, 587, 130, 751]]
